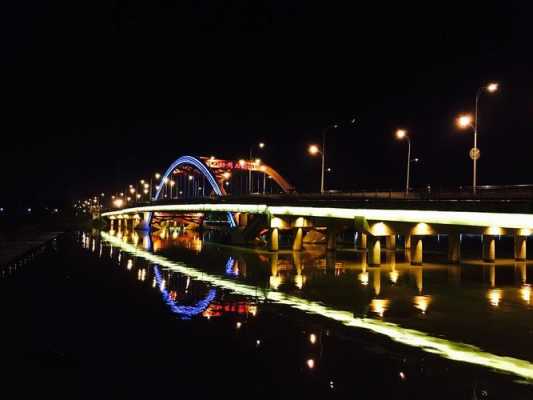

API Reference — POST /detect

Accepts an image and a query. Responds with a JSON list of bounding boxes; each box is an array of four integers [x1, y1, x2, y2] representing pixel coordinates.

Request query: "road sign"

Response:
[[470, 147, 480, 161]]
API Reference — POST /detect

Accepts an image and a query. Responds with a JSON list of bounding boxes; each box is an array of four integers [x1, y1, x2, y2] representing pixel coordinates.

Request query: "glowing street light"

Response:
[[395, 129, 412, 196], [487, 82, 499, 93], [457, 114, 473, 129], [308, 144, 321, 155], [457, 82, 499, 194]]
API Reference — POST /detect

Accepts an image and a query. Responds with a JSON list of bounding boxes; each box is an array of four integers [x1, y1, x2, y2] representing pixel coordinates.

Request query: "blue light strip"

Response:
[[152, 155, 236, 227], [153, 265, 217, 319]]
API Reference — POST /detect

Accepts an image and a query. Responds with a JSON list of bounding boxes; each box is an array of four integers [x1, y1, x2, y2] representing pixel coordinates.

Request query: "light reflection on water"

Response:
[[85, 230, 533, 384]]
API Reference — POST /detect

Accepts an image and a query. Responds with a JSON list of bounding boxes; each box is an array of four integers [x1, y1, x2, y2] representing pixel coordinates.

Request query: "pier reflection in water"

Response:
[[81, 229, 533, 397]]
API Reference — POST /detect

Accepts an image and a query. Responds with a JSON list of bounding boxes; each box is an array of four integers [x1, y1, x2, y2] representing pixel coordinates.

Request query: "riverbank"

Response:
[[0, 231, 63, 268]]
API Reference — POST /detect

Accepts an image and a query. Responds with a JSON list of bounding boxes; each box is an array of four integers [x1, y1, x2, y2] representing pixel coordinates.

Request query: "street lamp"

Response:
[[310, 120, 354, 194], [395, 129, 412, 197], [308, 144, 325, 193], [457, 82, 499, 194], [249, 142, 265, 194], [151, 172, 161, 201]]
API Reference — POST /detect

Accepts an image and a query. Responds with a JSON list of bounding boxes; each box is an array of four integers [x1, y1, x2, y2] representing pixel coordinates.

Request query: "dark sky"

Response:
[[1, 1, 532, 207]]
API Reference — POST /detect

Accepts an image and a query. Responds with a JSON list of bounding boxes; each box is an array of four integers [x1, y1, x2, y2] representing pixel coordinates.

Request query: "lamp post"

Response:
[[152, 172, 161, 201], [308, 144, 324, 193], [249, 142, 265, 194], [309, 119, 355, 194], [320, 124, 339, 194], [308, 125, 339, 194], [395, 129, 412, 197], [457, 82, 499, 194]]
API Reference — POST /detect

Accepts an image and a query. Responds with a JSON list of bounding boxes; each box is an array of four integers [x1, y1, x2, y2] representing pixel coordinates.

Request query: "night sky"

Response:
[[1, 1, 531, 208]]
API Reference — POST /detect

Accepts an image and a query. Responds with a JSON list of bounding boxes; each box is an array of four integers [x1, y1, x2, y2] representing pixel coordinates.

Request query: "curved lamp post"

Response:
[[457, 82, 499, 194]]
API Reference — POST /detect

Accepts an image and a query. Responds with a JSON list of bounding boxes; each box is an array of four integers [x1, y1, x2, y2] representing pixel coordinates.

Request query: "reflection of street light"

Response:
[[395, 129, 412, 196]]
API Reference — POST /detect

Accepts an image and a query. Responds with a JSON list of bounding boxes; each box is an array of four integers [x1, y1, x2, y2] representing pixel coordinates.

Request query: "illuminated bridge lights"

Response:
[[153, 265, 216, 320], [103, 203, 533, 230], [102, 231, 533, 382], [151, 156, 236, 227]]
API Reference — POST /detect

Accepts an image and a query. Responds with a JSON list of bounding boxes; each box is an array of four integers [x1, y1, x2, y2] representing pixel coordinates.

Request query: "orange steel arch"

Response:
[[202, 157, 295, 193], [260, 163, 295, 193]]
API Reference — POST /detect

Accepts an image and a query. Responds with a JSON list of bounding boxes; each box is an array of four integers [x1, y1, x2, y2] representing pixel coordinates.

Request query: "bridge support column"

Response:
[[482, 235, 496, 262], [514, 235, 527, 261], [269, 228, 279, 252], [327, 225, 337, 252], [356, 232, 367, 250], [386, 235, 396, 251], [239, 213, 249, 228], [404, 235, 411, 249], [448, 233, 461, 263], [368, 236, 381, 266], [292, 227, 303, 251], [135, 212, 151, 232], [410, 236, 423, 265]]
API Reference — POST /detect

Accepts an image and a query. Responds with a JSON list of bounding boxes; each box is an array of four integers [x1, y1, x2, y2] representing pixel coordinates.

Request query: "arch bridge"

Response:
[[102, 155, 533, 266]]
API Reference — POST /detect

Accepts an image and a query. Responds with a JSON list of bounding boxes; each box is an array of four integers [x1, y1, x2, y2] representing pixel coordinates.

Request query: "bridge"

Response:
[[101, 155, 533, 265]]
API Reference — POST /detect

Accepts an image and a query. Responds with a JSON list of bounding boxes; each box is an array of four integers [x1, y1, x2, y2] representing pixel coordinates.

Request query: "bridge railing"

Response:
[[102, 185, 533, 214]]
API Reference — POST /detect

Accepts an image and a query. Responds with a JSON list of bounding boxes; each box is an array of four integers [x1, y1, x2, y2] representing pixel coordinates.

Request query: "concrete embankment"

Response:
[[0, 232, 63, 268]]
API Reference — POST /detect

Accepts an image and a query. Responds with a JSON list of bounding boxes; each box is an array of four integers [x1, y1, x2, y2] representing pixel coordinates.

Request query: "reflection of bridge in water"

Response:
[[88, 231, 533, 382], [99, 229, 532, 318]]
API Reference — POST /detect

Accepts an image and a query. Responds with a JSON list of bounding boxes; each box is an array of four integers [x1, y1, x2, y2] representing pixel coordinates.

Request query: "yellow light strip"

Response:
[[101, 231, 533, 381], [102, 203, 533, 229], [102, 203, 268, 217]]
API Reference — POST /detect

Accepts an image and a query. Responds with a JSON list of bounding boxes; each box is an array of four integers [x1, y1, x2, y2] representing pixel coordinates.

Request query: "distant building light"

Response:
[[27, 208, 32, 213]]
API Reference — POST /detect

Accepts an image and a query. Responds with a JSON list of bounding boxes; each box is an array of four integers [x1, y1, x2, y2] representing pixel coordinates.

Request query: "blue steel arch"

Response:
[[151, 155, 236, 227]]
